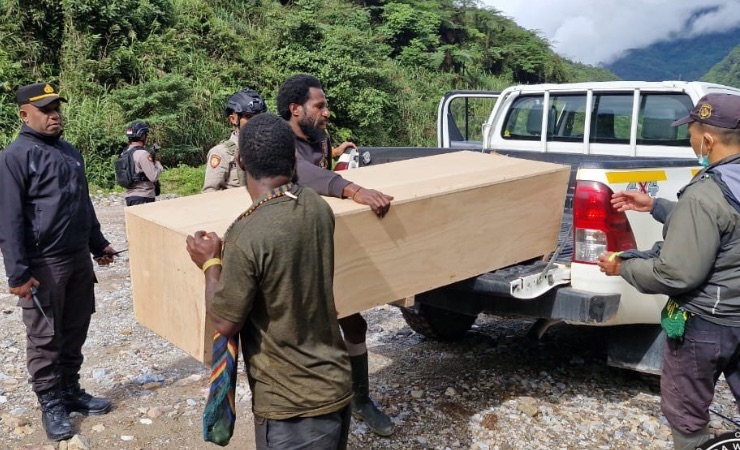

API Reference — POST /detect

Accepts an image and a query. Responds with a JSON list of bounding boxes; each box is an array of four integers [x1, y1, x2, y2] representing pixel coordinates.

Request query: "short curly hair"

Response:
[[238, 114, 296, 180], [276, 74, 323, 120]]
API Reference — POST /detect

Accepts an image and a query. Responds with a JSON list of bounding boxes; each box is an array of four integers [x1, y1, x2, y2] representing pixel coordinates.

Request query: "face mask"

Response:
[[698, 140, 710, 167]]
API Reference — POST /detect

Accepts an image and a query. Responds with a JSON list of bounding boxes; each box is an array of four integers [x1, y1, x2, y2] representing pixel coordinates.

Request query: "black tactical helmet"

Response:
[[225, 89, 267, 118], [125, 121, 149, 141]]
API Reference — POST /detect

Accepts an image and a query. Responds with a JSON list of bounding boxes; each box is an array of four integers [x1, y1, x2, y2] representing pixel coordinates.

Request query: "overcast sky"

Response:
[[480, 0, 740, 66]]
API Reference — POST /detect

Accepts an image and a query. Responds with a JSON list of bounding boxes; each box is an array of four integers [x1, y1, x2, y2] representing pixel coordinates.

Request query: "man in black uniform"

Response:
[[0, 82, 117, 441], [277, 74, 395, 436]]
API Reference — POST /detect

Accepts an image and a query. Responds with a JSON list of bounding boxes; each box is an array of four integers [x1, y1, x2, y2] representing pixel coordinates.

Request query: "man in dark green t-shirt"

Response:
[[186, 113, 352, 449]]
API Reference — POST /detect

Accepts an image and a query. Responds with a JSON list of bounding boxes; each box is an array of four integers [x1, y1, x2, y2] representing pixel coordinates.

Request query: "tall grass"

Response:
[[160, 164, 206, 196]]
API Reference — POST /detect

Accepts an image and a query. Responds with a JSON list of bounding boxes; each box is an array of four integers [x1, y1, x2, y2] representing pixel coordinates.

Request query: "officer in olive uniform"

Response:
[[202, 89, 267, 193]]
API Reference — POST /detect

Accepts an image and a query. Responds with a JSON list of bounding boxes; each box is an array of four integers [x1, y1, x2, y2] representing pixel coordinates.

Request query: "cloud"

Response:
[[688, 5, 740, 36], [480, 0, 740, 65]]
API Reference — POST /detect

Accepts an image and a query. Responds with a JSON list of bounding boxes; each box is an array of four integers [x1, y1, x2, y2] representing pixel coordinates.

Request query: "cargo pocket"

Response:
[[683, 326, 719, 380], [19, 291, 55, 339]]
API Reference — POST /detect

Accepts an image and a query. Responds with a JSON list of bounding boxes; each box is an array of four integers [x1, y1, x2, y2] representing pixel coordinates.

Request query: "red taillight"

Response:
[[573, 180, 637, 264], [333, 161, 348, 171]]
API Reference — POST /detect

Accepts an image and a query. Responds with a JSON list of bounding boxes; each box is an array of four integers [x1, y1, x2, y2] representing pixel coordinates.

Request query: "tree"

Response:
[[702, 45, 740, 88], [0, 0, 617, 187]]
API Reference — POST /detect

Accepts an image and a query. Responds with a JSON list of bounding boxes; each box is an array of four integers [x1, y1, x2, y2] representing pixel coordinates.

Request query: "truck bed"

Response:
[[363, 146, 695, 301]]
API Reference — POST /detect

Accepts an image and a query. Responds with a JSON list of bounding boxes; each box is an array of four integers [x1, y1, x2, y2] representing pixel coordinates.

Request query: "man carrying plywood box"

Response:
[[186, 114, 353, 449]]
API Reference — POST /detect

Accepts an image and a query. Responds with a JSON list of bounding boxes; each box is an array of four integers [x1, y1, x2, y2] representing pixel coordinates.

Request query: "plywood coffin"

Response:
[[125, 151, 569, 364]]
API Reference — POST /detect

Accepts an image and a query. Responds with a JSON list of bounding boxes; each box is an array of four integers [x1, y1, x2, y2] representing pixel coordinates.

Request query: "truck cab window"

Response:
[[590, 94, 632, 144], [550, 94, 587, 142], [501, 95, 544, 140], [637, 94, 693, 147]]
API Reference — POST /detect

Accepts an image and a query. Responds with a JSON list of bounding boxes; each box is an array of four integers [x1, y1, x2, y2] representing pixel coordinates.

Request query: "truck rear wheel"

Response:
[[400, 303, 477, 340]]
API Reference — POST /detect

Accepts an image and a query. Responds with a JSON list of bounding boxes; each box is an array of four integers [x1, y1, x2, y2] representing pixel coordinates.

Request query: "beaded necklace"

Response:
[[221, 182, 296, 256]]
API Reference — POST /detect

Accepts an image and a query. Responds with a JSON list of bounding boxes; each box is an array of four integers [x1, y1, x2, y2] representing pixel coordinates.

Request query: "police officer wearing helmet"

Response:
[[202, 88, 267, 193], [0, 82, 117, 441], [122, 121, 163, 206]]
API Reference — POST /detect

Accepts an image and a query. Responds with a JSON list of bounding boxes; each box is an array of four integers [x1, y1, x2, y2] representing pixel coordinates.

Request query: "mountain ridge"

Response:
[[604, 26, 739, 85]]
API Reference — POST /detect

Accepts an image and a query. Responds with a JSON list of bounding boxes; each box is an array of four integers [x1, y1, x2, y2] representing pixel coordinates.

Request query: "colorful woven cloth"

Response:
[[203, 332, 239, 446]]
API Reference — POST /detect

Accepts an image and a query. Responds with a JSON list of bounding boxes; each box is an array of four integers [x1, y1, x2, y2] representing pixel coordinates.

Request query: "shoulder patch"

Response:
[[147, 153, 154, 162], [210, 155, 222, 169]]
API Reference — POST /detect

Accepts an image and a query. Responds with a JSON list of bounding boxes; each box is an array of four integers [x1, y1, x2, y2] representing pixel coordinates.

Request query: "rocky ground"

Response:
[[1, 194, 739, 450]]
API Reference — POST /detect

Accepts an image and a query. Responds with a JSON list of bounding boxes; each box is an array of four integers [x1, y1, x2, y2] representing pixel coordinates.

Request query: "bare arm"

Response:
[[341, 182, 394, 218], [332, 141, 356, 158], [186, 230, 242, 337], [203, 265, 241, 337], [611, 190, 654, 212]]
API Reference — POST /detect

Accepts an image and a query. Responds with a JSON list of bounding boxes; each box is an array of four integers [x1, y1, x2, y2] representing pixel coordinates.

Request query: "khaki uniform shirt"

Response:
[[202, 132, 244, 193], [211, 185, 352, 420], [124, 146, 163, 199]]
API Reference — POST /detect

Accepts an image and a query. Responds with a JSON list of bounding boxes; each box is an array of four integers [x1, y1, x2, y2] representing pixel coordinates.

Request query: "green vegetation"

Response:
[[0, 0, 617, 190], [160, 164, 206, 196], [703, 45, 740, 88]]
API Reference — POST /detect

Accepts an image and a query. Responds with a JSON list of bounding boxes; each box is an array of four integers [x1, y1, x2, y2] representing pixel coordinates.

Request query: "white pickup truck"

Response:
[[366, 81, 740, 374]]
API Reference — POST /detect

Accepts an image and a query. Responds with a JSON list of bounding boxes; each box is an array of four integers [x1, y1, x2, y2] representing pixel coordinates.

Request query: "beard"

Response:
[[298, 116, 327, 143]]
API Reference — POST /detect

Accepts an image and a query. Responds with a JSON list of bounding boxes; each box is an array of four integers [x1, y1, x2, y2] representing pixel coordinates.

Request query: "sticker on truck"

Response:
[[606, 170, 668, 196]]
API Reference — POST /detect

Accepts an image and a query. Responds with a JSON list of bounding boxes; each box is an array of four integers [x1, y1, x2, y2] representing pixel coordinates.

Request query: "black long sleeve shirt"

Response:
[[0, 125, 109, 287]]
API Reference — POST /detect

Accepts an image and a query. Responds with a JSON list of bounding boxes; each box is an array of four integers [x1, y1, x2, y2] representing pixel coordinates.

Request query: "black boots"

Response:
[[36, 381, 111, 441], [62, 382, 112, 415], [37, 388, 74, 441], [350, 353, 394, 436]]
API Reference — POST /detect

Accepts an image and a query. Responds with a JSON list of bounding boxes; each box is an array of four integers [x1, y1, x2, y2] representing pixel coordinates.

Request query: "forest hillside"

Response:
[[0, 0, 617, 187]]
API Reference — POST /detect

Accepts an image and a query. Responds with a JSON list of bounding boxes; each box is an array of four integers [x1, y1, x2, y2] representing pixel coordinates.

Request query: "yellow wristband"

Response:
[[201, 258, 222, 273], [608, 252, 623, 262]]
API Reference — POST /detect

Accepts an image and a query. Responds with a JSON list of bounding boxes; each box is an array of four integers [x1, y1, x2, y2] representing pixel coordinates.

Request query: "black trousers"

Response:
[[661, 314, 740, 433], [338, 313, 367, 344], [125, 196, 154, 206], [254, 405, 351, 450], [19, 249, 96, 392]]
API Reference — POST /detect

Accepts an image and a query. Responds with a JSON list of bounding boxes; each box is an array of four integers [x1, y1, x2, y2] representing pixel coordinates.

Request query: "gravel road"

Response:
[[1, 194, 739, 450]]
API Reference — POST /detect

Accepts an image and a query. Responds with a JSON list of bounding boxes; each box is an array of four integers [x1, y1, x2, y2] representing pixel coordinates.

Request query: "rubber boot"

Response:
[[671, 426, 711, 450], [62, 380, 112, 415], [37, 387, 74, 441], [350, 353, 394, 436]]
